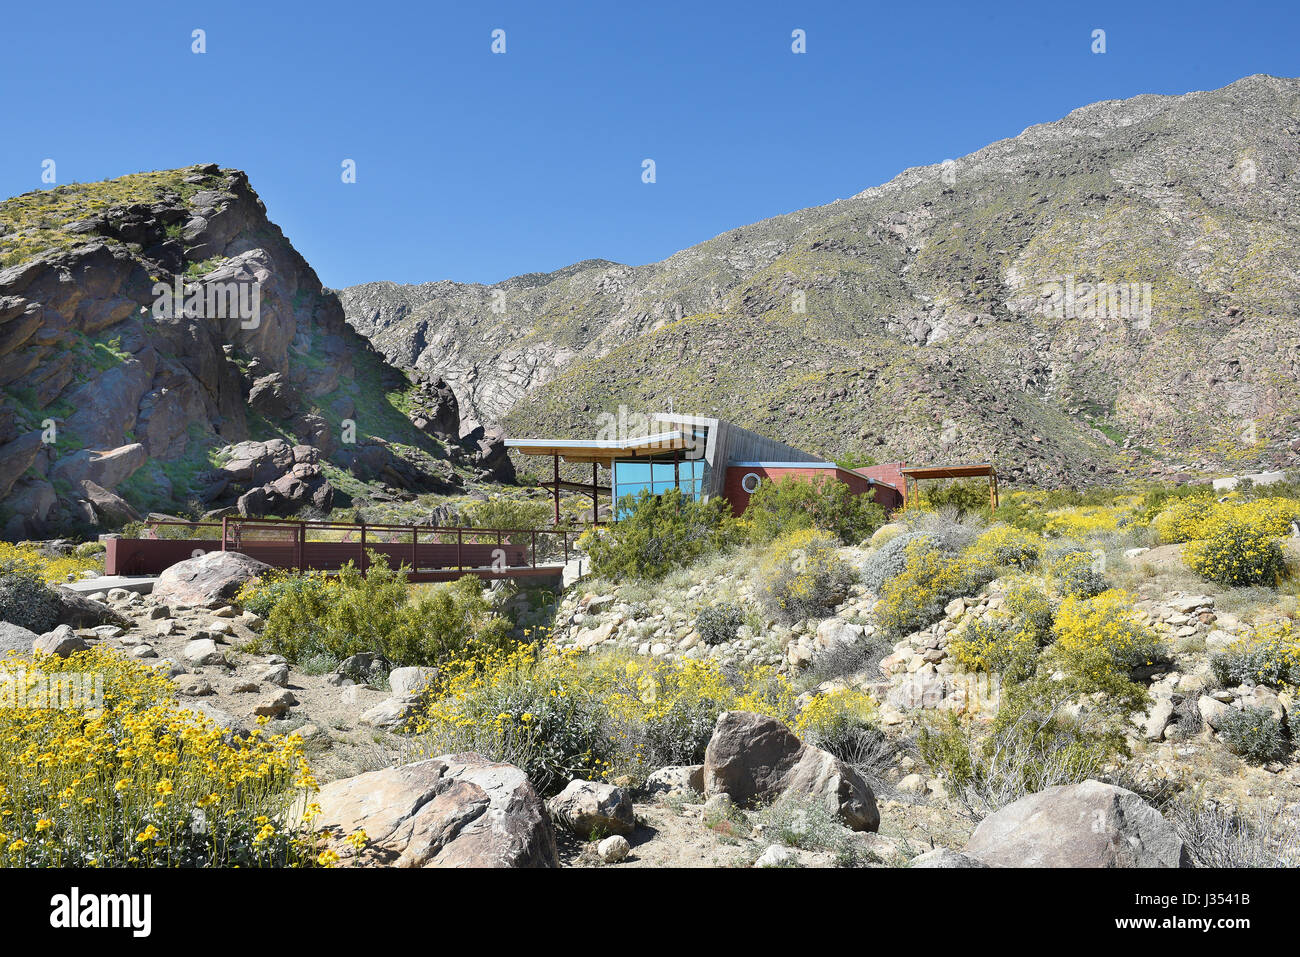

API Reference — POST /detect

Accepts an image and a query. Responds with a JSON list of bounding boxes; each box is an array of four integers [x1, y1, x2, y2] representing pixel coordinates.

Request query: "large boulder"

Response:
[[49, 443, 147, 490], [0, 621, 39, 657], [545, 779, 636, 837], [53, 588, 128, 629], [312, 753, 559, 868], [33, 624, 90, 658], [963, 780, 1191, 868], [703, 711, 879, 832], [152, 551, 271, 608]]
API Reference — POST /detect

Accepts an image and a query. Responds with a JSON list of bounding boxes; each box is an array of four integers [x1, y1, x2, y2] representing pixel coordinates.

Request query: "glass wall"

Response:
[[613, 456, 705, 513]]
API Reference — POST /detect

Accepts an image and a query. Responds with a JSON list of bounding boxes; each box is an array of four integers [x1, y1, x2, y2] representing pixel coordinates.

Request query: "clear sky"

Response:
[[3, 0, 1297, 288]]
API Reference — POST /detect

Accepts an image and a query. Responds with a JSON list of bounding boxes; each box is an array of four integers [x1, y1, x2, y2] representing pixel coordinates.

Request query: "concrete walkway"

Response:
[[63, 575, 158, 596]]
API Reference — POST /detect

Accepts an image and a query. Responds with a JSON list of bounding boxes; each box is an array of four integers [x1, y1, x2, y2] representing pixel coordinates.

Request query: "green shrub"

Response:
[[1216, 706, 1290, 763], [757, 529, 857, 624], [918, 680, 1124, 817], [745, 474, 885, 545], [1047, 548, 1108, 599], [1049, 589, 1160, 711], [580, 489, 740, 581], [1209, 621, 1300, 689], [695, 602, 745, 645], [457, 497, 554, 535], [948, 583, 1053, 680], [1184, 520, 1289, 587], [0, 563, 62, 634], [246, 557, 510, 669], [921, 480, 990, 517], [875, 540, 995, 639]]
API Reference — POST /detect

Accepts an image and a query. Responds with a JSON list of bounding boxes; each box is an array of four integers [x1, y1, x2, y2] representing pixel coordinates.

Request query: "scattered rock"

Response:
[[645, 764, 705, 799], [32, 624, 90, 658], [597, 834, 631, 863], [545, 779, 636, 838], [910, 847, 988, 868], [181, 638, 224, 667]]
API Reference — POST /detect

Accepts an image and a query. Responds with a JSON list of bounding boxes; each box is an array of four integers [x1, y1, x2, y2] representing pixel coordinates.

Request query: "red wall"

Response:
[[723, 465, 902, 516]]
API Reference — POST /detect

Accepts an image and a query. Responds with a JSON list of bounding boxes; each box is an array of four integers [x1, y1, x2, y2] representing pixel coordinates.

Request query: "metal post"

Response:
[[359, 521, 367, 574], [298, 522, 305, 572], [552, 454, 561, 525], [531, 530, 537, 568], [456, 527, 463, 571], [221, 515, 228, 552], [591, 461, 598, 525], [411, 525, 418, 571]]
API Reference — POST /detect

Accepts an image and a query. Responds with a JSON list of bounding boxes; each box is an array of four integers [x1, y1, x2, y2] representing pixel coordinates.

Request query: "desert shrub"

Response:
[[234, 568, 330, 620], [247, 557, 510, 669], [457, 497, 554, 534], [908, 506, 985, 554], [920, 480, 990, 517], [580, 489, 739, 581], [0, 542, 101, 584], [755, 794, 861, 862], [859, 530, 923, 593], [695, 602, 745, 645], [744, 474, 885, 545], [1046, 547, 1108, 599], [1167, 801, 1300, 868], [794, 687, 878, 757], [1210, 620, 1300, 688], [414, 648, 795, 792], [0, 647, 320, 867], [1184, 520, 1288, 587], [1216, 706, 1290, 763], [757, 529, 857, 624], [876, 540, 995, 639], [0, 563, 63, 634], [917, 681, 1123, 818], [967, 524, 1041, 570], [1231, 497, 1300, 535], [1151, 494, 1221, 543], [948, 583, 1054, 681], [1050, 589, 1162, 706]]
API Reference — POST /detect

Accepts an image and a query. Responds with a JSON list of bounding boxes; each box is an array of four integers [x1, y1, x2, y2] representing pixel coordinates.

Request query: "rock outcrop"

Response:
[[0, 165, 482, 536], [312, 753, 560, 868], [703, 710, 880, 832], [963, 780, 1191, 868], [152, 551, 271, 609]]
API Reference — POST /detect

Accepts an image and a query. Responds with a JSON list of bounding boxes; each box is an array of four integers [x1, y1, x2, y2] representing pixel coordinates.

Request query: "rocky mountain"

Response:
[[0, 165, 510, 539], [339, 74, 1300, 487]]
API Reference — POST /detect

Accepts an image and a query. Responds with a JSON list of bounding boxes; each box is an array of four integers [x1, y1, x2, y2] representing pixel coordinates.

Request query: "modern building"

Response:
[[505, 414, 994, 521]]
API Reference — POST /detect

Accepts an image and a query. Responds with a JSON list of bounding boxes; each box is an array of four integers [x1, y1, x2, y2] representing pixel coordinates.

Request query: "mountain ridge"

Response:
[[338, 73, 1300, 486]]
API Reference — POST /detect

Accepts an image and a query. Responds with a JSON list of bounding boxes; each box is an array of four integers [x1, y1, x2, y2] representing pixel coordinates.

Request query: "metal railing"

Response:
[[139, 516, 580, 574]]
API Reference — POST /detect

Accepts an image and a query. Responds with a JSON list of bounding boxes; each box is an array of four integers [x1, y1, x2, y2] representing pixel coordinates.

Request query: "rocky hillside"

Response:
[[0, 166, 512, 539], [339, 74, 1300, 487]]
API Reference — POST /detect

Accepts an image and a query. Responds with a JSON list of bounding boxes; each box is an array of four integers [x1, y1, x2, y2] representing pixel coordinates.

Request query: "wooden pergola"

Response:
[[505, 431, 699, 525], [900, 462, 999, 511]]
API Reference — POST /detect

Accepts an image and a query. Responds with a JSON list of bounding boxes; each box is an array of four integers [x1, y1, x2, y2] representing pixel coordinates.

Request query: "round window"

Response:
[[741, 472, 762, 494]]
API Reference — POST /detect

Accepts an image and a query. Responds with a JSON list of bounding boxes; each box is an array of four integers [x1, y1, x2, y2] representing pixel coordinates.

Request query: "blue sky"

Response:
[[3, 0, 1297, 288]]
